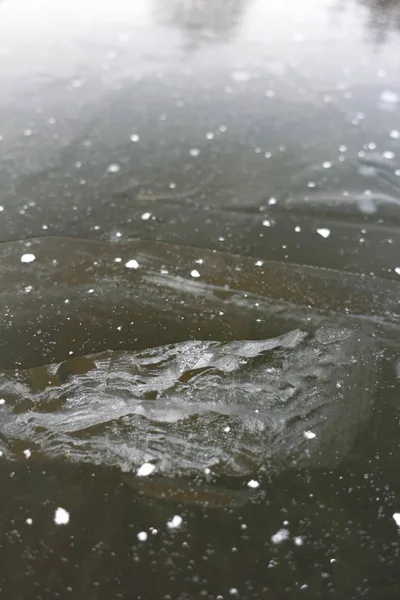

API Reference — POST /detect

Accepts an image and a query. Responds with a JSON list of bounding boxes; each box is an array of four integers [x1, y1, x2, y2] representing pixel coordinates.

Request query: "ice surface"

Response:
[[0, 237, 386, 495], [0, 237, 399, 369]]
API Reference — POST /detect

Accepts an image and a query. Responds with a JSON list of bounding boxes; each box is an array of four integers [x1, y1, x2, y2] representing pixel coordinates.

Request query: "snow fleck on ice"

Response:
[[395, 268, 400, 276], [54, 507, 70, 525], [125, 259, 139, 269], [190, 269, 201, 278], [137, 462, 155, 477], [107, 163, 121, 173], [25, 518, 33, 525], [380, 90, 399, 104], [262, 219, 271, 227], [21, 253, 36, 263], [229, 589, 239, 596], [247, 479, 260, 489], [23, 449, 31, 459], [383, 151, 395, 160], [231, 70, 251, 83], [137, 531, 148, 542], [189, 148, 200, 157], [271, 528, 290, 544], [141, 212, 151, 220], [304, 430, 316, 439], [393, 513, 400, 527], [316, 228, 330, 239], [167, 515, 183, 530], [294, 536, 304, 546]]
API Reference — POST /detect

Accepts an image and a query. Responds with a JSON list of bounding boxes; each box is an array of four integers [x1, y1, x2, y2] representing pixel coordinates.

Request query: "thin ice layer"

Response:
[[0, 326, 380, 476], [1, 236, 400, 368]]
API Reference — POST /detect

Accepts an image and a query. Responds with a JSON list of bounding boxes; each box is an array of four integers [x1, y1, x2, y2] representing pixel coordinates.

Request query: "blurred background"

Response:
[[0, 0, 400, 280]]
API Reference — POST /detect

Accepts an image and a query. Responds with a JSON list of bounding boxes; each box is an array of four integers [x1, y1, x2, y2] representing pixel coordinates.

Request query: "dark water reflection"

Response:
[[354, 0, 400, 43], [1, 0, 400, 598], [154, 0, 245, 39]]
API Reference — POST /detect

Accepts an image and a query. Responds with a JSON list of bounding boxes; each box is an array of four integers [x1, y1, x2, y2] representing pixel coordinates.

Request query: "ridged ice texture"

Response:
[[0, 326, 379, 477]]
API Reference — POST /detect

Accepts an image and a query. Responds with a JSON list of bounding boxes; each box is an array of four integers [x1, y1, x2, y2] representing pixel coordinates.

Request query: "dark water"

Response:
[[2, 0, 400, 598]]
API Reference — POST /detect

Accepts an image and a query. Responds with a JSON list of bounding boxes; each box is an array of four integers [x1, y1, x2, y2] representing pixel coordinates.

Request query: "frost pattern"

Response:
[[0, 327, 378, 477]]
